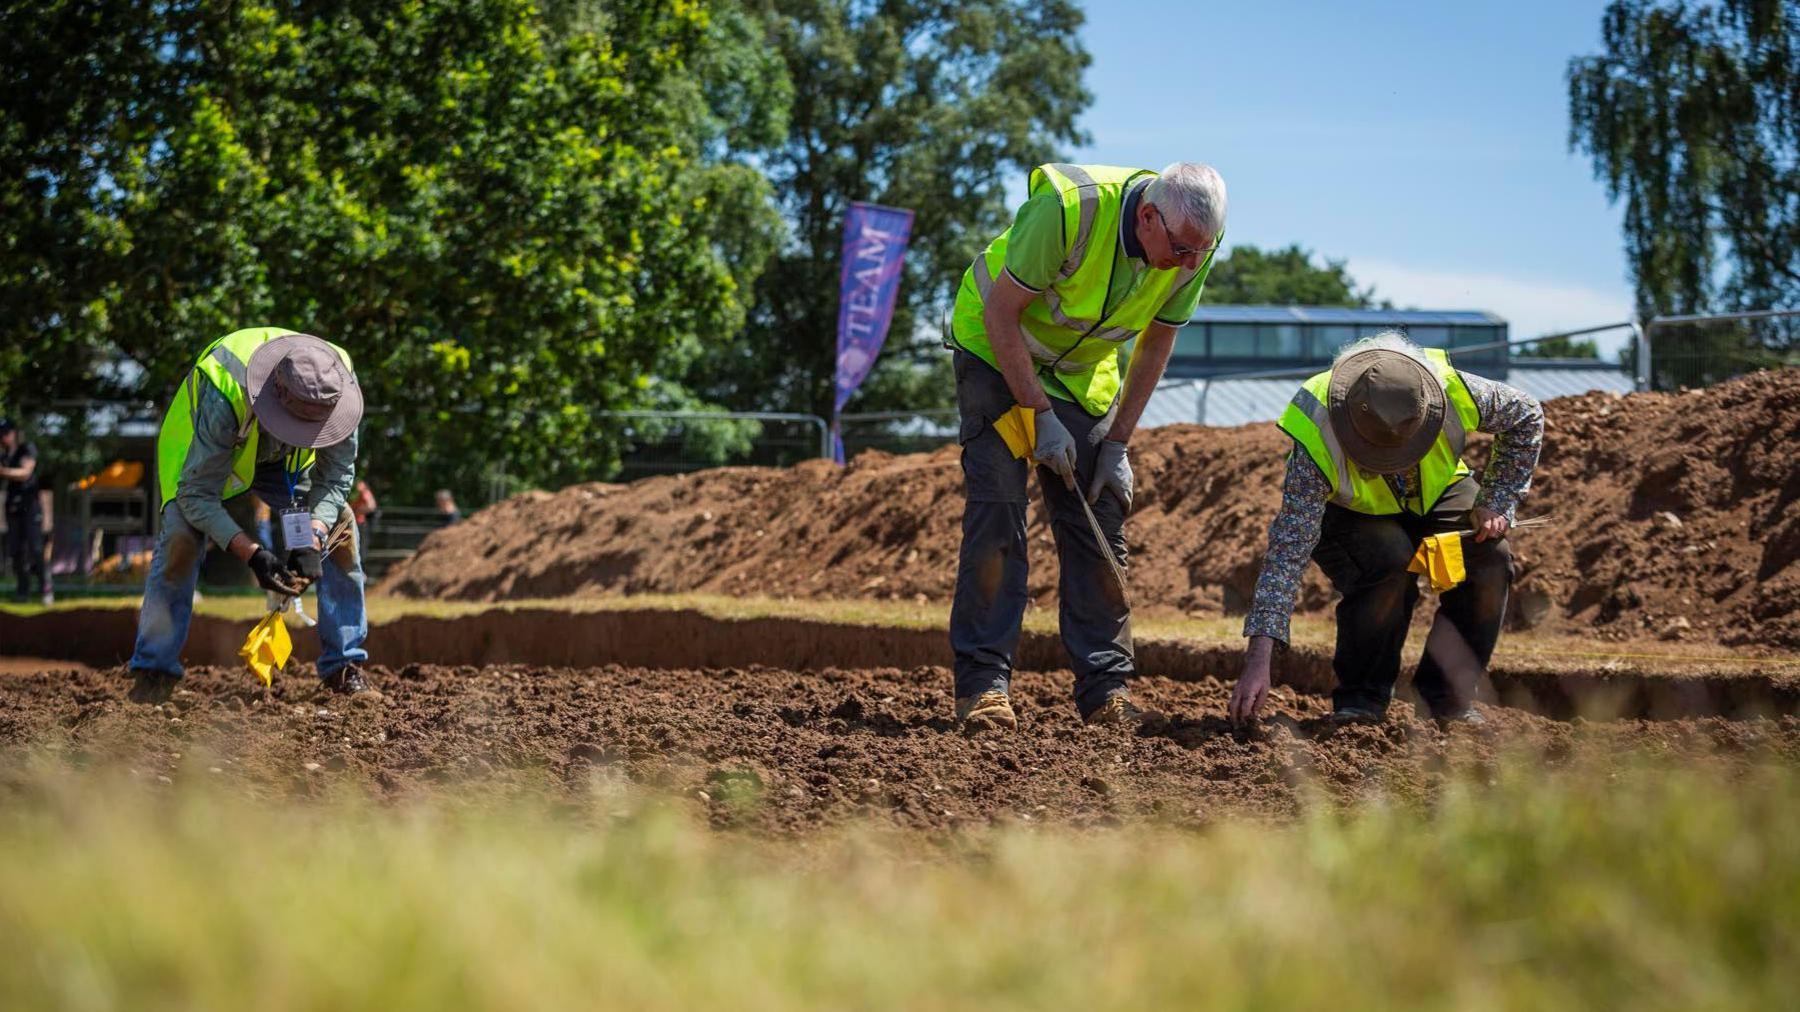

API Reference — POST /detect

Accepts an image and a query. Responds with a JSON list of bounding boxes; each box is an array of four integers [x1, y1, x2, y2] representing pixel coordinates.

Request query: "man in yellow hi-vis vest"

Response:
[[128, 328, 372, 705], [947, 162, 1228, 730], [1228, 332, 1545, 727]]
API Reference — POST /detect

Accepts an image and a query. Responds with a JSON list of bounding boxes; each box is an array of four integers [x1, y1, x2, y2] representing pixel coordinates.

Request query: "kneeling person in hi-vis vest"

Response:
[[1228, 332, 1545, 727], [128, 328, 373, 705], [947, 161, 1227, 730]]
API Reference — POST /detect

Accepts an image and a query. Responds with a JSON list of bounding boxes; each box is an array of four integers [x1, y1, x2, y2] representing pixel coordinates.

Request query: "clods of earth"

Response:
[[4, 663, 1797, 833]]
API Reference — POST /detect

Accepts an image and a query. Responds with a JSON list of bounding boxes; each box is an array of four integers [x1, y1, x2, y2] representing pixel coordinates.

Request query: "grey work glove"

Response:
[[1031, 409, 1079, 490], [1087, 437, 1133, 512]]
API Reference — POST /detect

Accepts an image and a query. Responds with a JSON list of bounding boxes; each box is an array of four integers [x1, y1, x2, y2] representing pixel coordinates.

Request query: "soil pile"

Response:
[[4, 663, 1795, 834], [381, 370, 1800, 649]]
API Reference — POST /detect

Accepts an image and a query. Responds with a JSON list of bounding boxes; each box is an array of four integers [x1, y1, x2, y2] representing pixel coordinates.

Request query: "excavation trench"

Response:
[[4, 605, 1796, 721]]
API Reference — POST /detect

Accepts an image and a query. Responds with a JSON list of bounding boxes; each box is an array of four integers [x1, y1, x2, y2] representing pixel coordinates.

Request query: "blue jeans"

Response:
[[129, 466, 368, 679]]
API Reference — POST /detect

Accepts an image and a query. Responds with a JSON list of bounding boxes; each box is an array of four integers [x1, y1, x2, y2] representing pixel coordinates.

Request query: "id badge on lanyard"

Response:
[[278, 452, 313, 551]]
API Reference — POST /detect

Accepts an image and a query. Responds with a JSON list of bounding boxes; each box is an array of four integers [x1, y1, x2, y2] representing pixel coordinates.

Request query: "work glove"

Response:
[[247, 547, 304, 596], [1032, 410, 1079, 490], [1087, 437, 1133, 512], [287, 546, 323, 583]]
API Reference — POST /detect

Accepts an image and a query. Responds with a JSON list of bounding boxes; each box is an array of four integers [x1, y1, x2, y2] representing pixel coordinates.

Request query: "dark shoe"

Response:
[[1083, 695, 1148, 728], [1435, 706, 1487, 728], [321, 665, 379, 697], [128, 669, 179, 705], [1329, 705, 1384, 725]]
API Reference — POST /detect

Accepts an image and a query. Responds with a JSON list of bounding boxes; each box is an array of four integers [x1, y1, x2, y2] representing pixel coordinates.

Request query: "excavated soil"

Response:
[[381, 371, 1800, 650], [4, 663, 1797, 833]]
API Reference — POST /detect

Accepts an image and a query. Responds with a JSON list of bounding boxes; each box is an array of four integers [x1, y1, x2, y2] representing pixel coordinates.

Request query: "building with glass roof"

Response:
[[1167, 306, 1511, 379]]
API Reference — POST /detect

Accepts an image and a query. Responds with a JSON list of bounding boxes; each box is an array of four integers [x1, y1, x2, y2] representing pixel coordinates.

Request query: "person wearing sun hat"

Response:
[[127, 327, 373, 705], [1228, 331, 1545, 727]]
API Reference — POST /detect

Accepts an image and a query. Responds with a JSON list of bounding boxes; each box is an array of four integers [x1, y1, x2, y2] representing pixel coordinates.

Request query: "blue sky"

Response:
[[1066, 0, 1633, 351]]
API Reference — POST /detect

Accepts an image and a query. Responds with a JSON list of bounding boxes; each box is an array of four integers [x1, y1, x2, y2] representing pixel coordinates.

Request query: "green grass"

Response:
[[0, 758, 1795, 1010]]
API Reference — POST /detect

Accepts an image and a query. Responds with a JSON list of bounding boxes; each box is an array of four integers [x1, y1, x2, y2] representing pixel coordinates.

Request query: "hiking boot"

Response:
[[1083, 695, 1147, 728], [1435, 706, 1487, 728], [955, 690, 1017, 731], [1329, 705, 1384, 725], [128, 669, 179, 705], [321, 665, 378, 697]]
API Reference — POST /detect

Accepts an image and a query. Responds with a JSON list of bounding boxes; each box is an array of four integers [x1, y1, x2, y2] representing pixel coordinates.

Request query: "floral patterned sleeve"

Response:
[[1459, 371, 1544, 520], [1242, 447, 1331, 645]]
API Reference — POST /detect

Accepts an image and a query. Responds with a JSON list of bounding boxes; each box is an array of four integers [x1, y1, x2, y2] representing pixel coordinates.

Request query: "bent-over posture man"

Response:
[[948, 161, 1228, 729], [128, 328, 373, 704], [1230, 332, 1544, 726]]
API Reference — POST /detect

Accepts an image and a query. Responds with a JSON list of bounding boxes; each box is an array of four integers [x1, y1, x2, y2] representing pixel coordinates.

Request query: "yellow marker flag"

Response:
[[993, 405, 1036, 460], [1407, 533, 1466, 592], [238, 611, 293, 687]]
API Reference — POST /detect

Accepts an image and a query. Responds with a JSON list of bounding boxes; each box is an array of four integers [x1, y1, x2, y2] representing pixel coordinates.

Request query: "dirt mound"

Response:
[[381, 370, 1800, 649], [4, 663, 1796, 833]]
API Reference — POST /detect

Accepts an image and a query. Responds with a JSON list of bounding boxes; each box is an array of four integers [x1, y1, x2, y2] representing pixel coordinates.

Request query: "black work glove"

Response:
[[287, 547, 323, 583], [247, 547, 303, 596]]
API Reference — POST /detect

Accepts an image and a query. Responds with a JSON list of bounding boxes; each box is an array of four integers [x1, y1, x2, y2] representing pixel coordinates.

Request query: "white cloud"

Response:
[[1349, 259, 1635, 354]]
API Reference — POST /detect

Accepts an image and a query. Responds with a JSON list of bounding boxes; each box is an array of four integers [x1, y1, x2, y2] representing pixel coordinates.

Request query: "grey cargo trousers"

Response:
[[948, 351, 1133, 717]]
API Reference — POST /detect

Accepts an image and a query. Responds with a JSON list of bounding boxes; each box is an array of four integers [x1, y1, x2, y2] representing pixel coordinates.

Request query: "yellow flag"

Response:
[[1407, 533, 1466, 592], [993, 405, 1036, 460], [238, 611, 293, 687]]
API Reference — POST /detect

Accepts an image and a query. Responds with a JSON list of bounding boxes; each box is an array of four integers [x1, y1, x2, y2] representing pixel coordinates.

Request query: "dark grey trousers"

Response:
[[948, 351, 1133, 717], [1310, 478, 1515, 717]]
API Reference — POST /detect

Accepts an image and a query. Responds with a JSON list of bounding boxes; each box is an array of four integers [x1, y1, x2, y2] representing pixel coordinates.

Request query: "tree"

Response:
[[1202, 244, 1380, 307], [1526, 335, 1601, 359], [688, 0, 1092, 419], [1568, 0, 1800, 386], [0, 0, 787, 501]]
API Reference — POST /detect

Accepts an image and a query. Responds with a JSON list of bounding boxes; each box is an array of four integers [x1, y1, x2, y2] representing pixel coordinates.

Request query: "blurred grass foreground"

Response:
[[0, 757, 1795, 1011]]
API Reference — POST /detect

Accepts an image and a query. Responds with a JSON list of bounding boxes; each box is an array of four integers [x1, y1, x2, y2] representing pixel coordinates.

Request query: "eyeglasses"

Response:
[[1150, 205, 1219, 260]]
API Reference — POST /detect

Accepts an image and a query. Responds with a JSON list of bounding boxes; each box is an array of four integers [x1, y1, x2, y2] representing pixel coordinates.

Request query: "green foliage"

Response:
[[1526, 335, 1602, 359], [1203, 243, 1382, 308], [1, 758, 1798, 1008], [1569, 1, 1800, 386], [687, 0, 1092, 419], [0, 0, 787, 501]]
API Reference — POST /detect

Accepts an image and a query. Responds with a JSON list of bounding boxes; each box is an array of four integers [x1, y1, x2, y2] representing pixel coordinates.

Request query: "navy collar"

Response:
[[1120, 177, 1151, 262]]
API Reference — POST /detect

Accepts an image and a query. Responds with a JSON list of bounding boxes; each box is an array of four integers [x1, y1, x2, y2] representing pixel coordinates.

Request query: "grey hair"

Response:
[[1334, 330, 1432, 368], [1143, 162, 1228, 241]]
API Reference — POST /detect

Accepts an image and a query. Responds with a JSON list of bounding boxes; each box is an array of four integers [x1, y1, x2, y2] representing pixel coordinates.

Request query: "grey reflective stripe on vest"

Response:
[[971, 254, 1084, 370], [1440, 398, 1467, 457], [1292, 387, 1355, 506], [1040, 286, 1096, 331], [210, 344, 256, 441], [1044, 163, 1099, 282]]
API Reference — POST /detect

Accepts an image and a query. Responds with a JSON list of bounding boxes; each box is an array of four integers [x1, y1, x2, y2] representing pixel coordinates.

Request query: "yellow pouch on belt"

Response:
[[239, 611, 293, 687], [1407, 533, 1466, 593], [993, 405, 1036, 460]]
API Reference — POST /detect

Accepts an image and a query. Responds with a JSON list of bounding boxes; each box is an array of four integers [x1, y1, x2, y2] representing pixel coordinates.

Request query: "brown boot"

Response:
[[1083, 695, 1147, 728], [955, 690, 1017, 731]]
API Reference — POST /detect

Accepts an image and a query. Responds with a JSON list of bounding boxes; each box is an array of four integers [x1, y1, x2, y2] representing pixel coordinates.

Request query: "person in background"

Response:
[[350, 478, 379, 538], [0, 418, 51, 604], [434, 489, 461, 527], [252, 495, 275, 549]]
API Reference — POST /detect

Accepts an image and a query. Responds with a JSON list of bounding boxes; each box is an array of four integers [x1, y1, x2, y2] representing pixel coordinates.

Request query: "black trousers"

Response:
[[947, 351, 1133, 717], [1310, 479, 1513, 717], [5, 512, 46, 596]]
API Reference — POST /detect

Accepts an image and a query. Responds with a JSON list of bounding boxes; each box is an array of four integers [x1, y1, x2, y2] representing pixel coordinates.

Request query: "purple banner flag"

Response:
[[832, 201, 915, 462]]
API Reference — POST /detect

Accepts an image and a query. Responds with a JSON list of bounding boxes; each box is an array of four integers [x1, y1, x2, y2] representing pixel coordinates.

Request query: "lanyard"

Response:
[[283, 450, 304, 506]]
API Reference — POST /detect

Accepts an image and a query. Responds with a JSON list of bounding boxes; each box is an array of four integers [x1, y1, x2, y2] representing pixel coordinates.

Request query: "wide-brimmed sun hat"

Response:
[[1326, 347, 1444, 474], [243, 333, 363, 449]]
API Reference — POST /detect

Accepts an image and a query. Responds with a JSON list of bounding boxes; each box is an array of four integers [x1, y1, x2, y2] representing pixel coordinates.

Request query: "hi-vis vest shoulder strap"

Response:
[[1276, 348, 1478, 515]]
